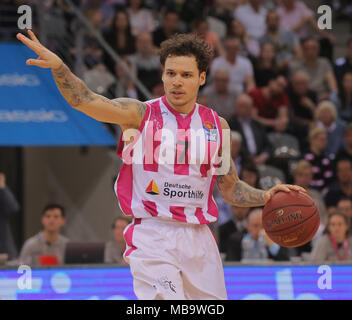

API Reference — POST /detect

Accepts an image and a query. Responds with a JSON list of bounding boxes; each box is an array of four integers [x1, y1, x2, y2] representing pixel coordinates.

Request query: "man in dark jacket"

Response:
[[0, 173, 19, 260]]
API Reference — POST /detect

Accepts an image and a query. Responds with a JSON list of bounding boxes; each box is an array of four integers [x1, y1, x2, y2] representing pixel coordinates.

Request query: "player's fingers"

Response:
[[16, 33, 42, 54], [26, 59, 48, 68], [27, 29, 41, 44]]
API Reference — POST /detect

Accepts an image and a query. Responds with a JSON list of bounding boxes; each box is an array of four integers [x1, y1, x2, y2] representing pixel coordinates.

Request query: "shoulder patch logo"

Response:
[[145, 180, 160, 195]]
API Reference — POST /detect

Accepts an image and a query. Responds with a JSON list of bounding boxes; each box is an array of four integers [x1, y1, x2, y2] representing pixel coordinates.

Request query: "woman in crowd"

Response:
[[330, 72, 352, 123], [311, 210, 352, 262]]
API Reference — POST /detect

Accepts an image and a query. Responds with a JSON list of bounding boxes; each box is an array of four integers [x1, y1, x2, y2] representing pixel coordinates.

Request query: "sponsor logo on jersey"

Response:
[[203, 122, 218, 142], [145, 180, 160, 195]]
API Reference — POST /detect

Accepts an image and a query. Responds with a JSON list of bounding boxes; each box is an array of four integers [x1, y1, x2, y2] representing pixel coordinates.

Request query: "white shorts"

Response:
[[123, 217, 227, 300]]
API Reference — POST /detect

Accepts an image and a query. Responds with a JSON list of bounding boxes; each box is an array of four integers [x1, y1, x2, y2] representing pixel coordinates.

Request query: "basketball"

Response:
[[262, 191, 320, 248]]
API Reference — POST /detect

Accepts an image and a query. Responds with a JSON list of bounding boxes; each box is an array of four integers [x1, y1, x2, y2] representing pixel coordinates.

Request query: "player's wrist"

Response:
[[52, 59, 64, 71]]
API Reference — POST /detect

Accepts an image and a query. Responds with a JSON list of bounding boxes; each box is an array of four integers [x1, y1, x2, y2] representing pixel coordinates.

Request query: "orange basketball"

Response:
[[262, 191, 320, 248]]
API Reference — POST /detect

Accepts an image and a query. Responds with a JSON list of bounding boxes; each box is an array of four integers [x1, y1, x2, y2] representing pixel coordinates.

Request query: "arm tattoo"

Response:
[[232, 181, 265, 206], [52, 63, 97, 107]]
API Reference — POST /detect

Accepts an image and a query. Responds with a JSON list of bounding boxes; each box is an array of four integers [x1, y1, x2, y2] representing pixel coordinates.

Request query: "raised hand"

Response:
[[16, 30, 63, 69]]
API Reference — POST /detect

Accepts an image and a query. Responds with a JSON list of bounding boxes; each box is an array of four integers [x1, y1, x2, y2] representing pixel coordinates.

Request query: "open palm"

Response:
[[16, 30, 62, 69]]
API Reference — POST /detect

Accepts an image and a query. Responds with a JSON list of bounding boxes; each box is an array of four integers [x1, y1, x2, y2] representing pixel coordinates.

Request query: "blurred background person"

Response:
[[228, 93, 273, 165], [311, 210, 352, 262], [334, 38, 352, 83], [127, 0, 156, 37], [330, 72, 352, 123], [226, 208, 289, 262], [210, 37, 255, 93], [335, 124, 352, 164], [19, 204, 68, 266], [239, 162, 261, 189], [314, 100, 346, 159], [104, 217, 130, 264], [200, 69, 239, 121], [303, 127, 334, 193], [152, 9, 181, 48], [0, 173, 19, 261]]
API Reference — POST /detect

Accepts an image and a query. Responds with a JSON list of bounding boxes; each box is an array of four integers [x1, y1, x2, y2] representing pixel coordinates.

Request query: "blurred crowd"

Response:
[[1, 0, 352, 265]]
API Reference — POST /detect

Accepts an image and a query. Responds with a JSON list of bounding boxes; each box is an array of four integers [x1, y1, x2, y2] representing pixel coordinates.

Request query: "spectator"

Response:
[[335, 124, 352, 164], [127, 0, 156, 37], [287, 71, 317, 150], [192, 18, 225, 58], [289, 37, 338, 101], [330, 72, 352, 123], [311, 210, 352, 262], [226, 18, 260, 58], [218, 204, 250, 253], [228, 94, 272, 165], [334, 37, 352, 83], [230, 130, 251, 176], [239, 162, 261, 189], [0, 173, 19, 260], [152, 10, 181, 48], [129, 32, 161, 100], [325, 158, 352, 208], [19, 204, 69, 266], [337, 197, 352, 224], [104, 9, 136, 73], [249, 75, 290, 133], [303, 127, 334, 193], [253, 42, 284, 87], [201, 69, 238, 120], [314, 101, 345, 158], [292, 160, 328, 226], [104, 217, 130, 264], [210, 37, 255, 93], [259, 10, 301, 68], [226, 208, 289, 262], [233, 0, 267, 40]]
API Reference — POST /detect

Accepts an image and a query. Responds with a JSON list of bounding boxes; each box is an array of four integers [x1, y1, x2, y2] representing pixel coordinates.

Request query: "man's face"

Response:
[[235, 96, 252, 119], [164, 13, 179, 33], [337, 161, 352, 184], [231, 206, 250, 221], [225, 39, 240, 60], [266, 12, 279, 31], [213, 71, 229, 93], [344, 129, 352, 148], [247, 214, 262, 240], [292, 74, 308, 95], [318, 108, 334, 127], [268, 77, 286, 96], [136, 33, 153, 55], [162, 55, 205, 107], [337, 200, 352, 218], [41, 209, 66, 233], [311, 133, 327, 152], [328, 215, 348, 241], [294, 168, 312, 188], [113, 219, 129, 242], [303, 40, 319, 61]]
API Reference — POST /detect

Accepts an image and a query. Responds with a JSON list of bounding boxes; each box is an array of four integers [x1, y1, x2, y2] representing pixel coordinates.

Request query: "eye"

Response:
[[167, 71, 175, 76], [183, 73, 192, 78]]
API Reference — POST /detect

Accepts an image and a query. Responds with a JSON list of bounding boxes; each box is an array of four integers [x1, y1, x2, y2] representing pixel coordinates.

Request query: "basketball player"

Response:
[[17, 30, 305, 300]]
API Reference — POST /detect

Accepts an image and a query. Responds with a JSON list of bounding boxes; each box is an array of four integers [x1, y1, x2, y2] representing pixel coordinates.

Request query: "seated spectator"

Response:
[[337, 197, 352, 225], [240, 162, 261, 189], [287, 71, 317, 150], [259, 10, 301, 69], [249, 76, 290, 133], [230, 130, 251, 176], [104, 9, 136, 73], [314, 101, 346, 158], [192, 18, 225, 58], [226, 18, 260, 58], [253, 42, 284, 87], [152, 10, 181, 48], [210, 37, 255, 93], [228, 94, 272, 165], [226, 208, 289, 262], [330, 72, 352, 123], [233, 0, 267, 40], [127, 0, 156, 37], [334, 37, 352, 83], [325, 158, 352, 208], [303, 127, 334, 193], [311, 210, 352, 262], [335, 124, 352, 164], [289, 37, 338, 101], [201, 69, 239, 120], [128, 32, 161, 100], [218, 204, 250, 253], [0, 172, 19, 260], [104, 217, 130, 264], [19, 204, 69, 266]]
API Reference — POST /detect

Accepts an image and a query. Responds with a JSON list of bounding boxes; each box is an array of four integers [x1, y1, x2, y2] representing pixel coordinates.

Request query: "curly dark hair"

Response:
[[159, 33, 213, 74]]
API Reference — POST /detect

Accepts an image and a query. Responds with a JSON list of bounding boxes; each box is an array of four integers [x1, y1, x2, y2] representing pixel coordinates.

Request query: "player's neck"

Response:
[[164, 95, 197, 115]]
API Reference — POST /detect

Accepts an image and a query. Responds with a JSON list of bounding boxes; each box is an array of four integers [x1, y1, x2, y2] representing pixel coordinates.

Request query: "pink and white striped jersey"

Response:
[[114, 95, 223, 224]]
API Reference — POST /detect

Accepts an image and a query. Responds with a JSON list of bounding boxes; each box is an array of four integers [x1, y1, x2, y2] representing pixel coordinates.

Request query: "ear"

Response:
[[199, 71, 206, 86]]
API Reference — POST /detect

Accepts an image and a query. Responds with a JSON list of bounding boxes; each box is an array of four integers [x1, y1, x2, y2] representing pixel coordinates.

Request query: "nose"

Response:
[[172, 75, 183, 87]]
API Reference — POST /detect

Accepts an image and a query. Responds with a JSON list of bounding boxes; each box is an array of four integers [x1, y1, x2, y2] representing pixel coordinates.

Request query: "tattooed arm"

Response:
[[216, 117, 306, 207], [17, 30, 145, 129]]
